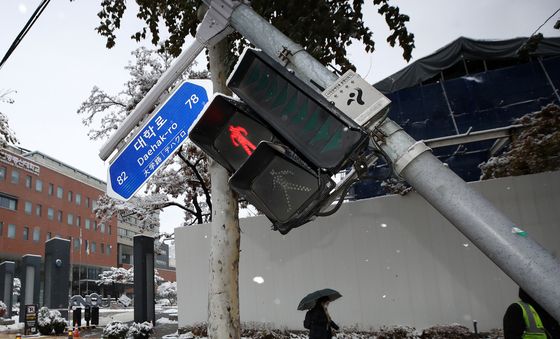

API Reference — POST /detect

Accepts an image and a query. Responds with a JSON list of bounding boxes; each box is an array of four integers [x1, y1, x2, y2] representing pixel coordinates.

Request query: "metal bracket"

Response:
[[197, 0, 240, 46], [279, 46, 293, 66], [393, 141, 431, 175]]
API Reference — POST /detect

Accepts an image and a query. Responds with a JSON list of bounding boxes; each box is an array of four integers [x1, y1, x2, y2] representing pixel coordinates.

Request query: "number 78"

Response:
[[185, 94, 199, 109]]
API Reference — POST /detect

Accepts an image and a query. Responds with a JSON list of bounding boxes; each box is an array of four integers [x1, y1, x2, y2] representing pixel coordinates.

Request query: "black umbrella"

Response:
[[297, 288, 342, 311]]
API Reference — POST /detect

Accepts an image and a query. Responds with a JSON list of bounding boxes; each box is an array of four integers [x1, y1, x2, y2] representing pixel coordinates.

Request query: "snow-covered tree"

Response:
[[12, 277, 20, 298], [97, 267, 134, 286], [479, 104, 560, 179], [97, 266, 163, 285], [156, 281, 177, 305], [0, 89, 18, 147], [78, 47, 211, 228]]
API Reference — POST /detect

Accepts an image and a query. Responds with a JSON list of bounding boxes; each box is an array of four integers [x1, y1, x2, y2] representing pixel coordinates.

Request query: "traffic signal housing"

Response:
[[190, 94, 277, 173], [229, 141, 334, 234], [227, 48, 369, 174]]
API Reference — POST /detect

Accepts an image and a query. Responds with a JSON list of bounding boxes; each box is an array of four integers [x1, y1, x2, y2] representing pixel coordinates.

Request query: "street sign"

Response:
[[322, 70, 391, 127], [107, 81, 209, 200]]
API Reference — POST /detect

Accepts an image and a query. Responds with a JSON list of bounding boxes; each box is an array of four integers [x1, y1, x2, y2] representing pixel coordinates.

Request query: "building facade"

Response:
[[0, 145, 120, 298]]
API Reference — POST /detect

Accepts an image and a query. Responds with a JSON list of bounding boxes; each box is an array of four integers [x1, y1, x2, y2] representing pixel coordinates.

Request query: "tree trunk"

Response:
[[207, 38, 241, 339]]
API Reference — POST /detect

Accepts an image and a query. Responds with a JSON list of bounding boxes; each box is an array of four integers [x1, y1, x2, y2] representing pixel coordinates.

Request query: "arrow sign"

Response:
[[107, 81, 208, 200]]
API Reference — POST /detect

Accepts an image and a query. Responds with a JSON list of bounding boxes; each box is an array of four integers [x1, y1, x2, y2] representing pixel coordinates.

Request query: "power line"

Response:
[[0, 0, 51, 71], [531, 6, 560, 36]]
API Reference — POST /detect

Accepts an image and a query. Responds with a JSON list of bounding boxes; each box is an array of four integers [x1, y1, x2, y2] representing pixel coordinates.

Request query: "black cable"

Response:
[[0, 0, 51, 71], [316, 179, 359, 217], [531, 7, 560, 36]]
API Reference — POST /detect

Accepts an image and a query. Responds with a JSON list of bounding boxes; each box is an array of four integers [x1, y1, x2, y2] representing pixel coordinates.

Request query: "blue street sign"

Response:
[[107, 81, 209, 200]]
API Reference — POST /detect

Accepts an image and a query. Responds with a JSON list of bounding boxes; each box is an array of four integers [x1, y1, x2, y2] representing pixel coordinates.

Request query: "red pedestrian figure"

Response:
[[229, 125, 256, 156]]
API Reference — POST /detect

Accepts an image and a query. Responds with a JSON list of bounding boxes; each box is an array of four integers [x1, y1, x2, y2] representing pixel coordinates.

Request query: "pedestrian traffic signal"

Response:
[[227, 48, 369, 174], [190, 94, 277, 173], [229, 141, 334, 234]]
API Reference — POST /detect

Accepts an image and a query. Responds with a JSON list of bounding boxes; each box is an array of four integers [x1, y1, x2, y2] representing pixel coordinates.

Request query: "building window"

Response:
[[68, 191, 73, 202], [76, 216, 81, 227], [25, 175, 32, 188], [91, 242, 96, 253], [46, 232, 51, 240], [107, 244, 112, 255], [0, 222, 3, 236], [67, 213, 74, 225], [92, 200, 97, 212], [85, 197, 90, 208], [100, 223, 105, 233], [108, 225, 112, 235], [0, 193, 17, 210], [56, 186, 63, 199], [47, 208, 54, 220], [74, 238, 80, 250], [0, 166, 6, 181], [10, 169, 19, 184], [75, 193, 81, 205], [23, 226, 29, 240], [35, 179, 43, 192], [57, 210, 63, 222], [85, 219, 90, 230], [36, 204, 42, 217], [33, 227, 40, 242], [24, 201, 32, 215], [8, 224, 16, 239], [48, 183, 54, 195], [101, 243, 105, 254], [85, 240, 89, 253], [94, 221, 97, 231]]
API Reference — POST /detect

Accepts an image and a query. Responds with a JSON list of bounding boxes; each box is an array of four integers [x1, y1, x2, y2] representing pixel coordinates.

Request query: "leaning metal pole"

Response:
[[230, 3, 560, 320]]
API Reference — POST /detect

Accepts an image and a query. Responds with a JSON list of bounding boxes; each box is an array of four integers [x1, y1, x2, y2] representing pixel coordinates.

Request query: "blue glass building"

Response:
[[352, 37, 560, 199]]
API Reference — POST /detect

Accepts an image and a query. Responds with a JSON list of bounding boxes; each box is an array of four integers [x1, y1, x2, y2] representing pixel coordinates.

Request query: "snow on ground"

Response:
[[163, 307, 178, 314], [157, 317, 178, 325], [0, 316, 23, 334], [99, 307, 135, 313]]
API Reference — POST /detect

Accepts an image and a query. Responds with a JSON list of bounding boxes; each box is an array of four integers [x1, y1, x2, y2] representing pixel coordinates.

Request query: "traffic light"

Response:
[[229, 141, 334, 234], [227, 48, 369, 174], [189, 94, 277, 173]]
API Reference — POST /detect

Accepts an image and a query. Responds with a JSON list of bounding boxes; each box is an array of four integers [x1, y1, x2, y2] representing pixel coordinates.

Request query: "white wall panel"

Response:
[[176, 171, 560, 331]]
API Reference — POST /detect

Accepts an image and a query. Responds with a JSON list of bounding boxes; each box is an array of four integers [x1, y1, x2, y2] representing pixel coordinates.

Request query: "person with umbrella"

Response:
[[299, 288, 341, 339]]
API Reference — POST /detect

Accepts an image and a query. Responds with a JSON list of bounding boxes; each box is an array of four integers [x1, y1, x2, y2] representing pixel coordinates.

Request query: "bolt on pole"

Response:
[[229, 3, 560, 321]]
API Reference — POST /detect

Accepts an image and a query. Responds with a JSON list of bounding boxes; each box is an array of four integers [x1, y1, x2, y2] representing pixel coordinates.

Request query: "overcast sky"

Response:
[[0, 0, 559, 233]]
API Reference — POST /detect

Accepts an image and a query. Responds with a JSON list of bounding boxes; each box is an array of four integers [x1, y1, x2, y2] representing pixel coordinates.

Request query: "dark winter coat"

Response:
[[303, 304, 339, 339], [503, 289, 560, 339]]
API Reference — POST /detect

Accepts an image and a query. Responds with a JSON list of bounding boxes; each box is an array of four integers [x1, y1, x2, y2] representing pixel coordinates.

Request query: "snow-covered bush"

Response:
[[37, 307, 67, 335], [127, 321, 154, 339], [420, 324, 472, 338], [103, 321, 130, 339], [376, 325, 419, 339], [0, 300, 7, 317], [37, 306, 53, 335], [157, 281, 177, 305]]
